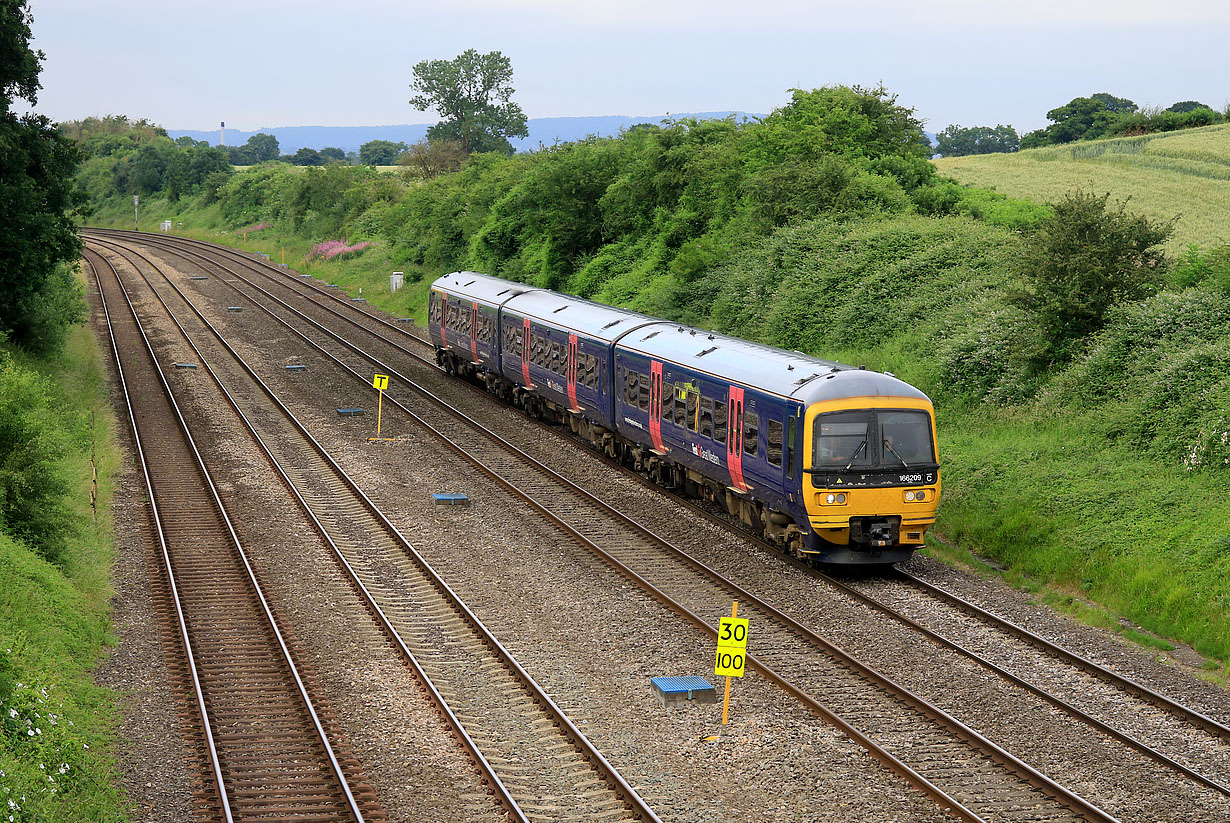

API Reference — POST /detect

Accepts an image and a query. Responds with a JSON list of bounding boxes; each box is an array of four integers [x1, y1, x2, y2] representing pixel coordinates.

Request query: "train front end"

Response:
[[801, 394, 940, 564]]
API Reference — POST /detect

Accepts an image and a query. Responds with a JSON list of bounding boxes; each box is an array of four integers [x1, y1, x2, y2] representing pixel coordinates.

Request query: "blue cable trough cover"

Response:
[[352, 297, 367, 303], [651, 676, 717, 707], [189, 276, 207, 280], [173, 363, 197, 369], [431, 493, 470, 506], [300, 273, 312, 277], [227, 306, 243, 312], [336, 407, 364, 415], [285, 364, 307, 371]]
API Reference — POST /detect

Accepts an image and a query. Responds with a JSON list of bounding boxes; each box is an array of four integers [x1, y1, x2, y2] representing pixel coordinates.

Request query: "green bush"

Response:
[[1011, 191, 1174, 366], [0, 354, 76, 563]]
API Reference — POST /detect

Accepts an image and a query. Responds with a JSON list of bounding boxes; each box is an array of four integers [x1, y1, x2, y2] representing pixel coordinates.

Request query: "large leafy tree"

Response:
[[1012, 190, 1173, 365], [0, 0, 84, 351], [358, 139, 408, 165], [935, 124, 1019, 156], [409, 49, 529, 154]]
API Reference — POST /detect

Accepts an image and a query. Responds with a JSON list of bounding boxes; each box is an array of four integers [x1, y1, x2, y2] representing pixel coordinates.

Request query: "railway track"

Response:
[[86, 246, 384, 823], [86, 238, 661, 823], [86, 231, 1230, 799], [78, 230, 1160, 822]]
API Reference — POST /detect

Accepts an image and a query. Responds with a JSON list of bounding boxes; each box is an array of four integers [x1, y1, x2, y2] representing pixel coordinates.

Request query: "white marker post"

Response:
[[714, 601, 749, 725]]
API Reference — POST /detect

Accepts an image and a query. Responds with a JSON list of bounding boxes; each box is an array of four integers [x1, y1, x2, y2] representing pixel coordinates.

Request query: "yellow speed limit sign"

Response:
[[372, 373, 389, 391], [714, 616, 748, 678]]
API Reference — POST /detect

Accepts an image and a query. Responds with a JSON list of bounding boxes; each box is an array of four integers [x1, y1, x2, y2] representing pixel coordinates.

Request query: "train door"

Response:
[[727, 386, 748, 491], [470, 302, 479, 363], [567, 334, 580, 410], [649, 360, 666, 453], [521, 317, 534, 388], [440, 294, 449, 349]]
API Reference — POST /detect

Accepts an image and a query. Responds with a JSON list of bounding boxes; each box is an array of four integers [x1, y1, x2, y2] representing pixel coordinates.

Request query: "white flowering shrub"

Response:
[[0, 645, 119, 821]]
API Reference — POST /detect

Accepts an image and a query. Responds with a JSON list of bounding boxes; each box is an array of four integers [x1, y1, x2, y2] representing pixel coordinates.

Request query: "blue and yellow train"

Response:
[[428, 271, 939, 564]]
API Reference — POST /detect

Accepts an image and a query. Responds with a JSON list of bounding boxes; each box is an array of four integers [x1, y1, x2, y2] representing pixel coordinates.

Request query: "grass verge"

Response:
[[1, 319, 128, 822]]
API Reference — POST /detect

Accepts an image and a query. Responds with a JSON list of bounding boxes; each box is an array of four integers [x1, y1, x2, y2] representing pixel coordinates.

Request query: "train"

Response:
[[427, 271, 940, 565]]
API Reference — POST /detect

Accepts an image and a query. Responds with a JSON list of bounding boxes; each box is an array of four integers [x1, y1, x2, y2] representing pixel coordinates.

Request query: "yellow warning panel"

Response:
[[717, 617, 748, 649], [714, 646, 746, 678], [373, 373, 389, 391]]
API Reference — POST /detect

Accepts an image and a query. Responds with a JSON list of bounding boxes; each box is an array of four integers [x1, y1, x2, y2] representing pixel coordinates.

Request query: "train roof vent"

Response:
[[552, 304, 568, 313], [697, 345, 718, 357], [641, 330, 661, 340], [464, 279, 476, 286], [602, 318, 624, 329], [497, 288, 510, 295], [795, 372, 821, 386]]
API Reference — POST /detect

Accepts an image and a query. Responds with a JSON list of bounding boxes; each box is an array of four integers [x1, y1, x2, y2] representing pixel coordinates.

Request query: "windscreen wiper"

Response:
[[883, 438, 910, 467], [844, 440, 867, 472]]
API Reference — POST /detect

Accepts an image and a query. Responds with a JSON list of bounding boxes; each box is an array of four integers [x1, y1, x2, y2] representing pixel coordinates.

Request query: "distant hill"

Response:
[[168, 112, 762, 155], [933, 123, 1230, 249]]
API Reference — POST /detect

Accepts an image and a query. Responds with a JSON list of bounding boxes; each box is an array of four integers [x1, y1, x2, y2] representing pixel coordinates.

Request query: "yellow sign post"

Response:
[[714, 601, 748, 725], [372, 374, 389, 436]]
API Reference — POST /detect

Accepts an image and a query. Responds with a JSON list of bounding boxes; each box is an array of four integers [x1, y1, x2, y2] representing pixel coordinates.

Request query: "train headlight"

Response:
[[836, 493, 846, 504], [905, 491, 915, 502], [904, 489, 930, 503], [916, 490, 926, 501], [819, 493, 847, 506], [826, 494, 836, 504]]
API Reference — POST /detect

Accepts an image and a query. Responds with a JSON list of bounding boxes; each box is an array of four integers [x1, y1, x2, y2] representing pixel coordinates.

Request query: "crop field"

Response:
[[934, 123, 1230, 249]]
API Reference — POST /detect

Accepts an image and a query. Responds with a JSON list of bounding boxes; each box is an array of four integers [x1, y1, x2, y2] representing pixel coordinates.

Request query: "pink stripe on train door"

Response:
[[567, 333, 580, 410], [649, 360, 666, 453], [727, 385, 748, 491]]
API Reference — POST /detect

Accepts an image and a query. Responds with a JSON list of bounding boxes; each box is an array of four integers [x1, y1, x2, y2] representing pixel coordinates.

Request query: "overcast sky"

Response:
[[23, 0, 1230, 136]]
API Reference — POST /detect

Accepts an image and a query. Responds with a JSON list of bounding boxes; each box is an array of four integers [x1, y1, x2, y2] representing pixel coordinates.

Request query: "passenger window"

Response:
[[673, 384, 687, 427], [787, 416, 797, 478], [768, 419, 783, 467], [686, 390, 698, 432], [637, 372, 650, 411], [584, 354, 599, 388], [548, 341, 561, 374], [624, 367, 639, 405], [744, 411, 759, 456], [699, 396, 714, 438], [714, 400, 727, 444]]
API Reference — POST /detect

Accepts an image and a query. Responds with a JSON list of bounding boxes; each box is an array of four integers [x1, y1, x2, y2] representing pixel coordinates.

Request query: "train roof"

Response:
[[618, 322, 930, 405], [430, 272, 931, 406], [501, 289, 662, 343], [432, 271, 542, 305]]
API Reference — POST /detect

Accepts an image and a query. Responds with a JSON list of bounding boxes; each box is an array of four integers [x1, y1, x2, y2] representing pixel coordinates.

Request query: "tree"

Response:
[[1166, 100, 1211, 114], [227, 132, 278, 165], [398, 138, 466, 179], [409, 49, 528, 154], [319, 146, 346, 163], [0, 1, 84, 352], [935, 124, 1020, 156], [1021, 93, 1137, 147], [289, 147, 323, 166], [358, 139, 408, 165], [1011, 191, 1173, 365]]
